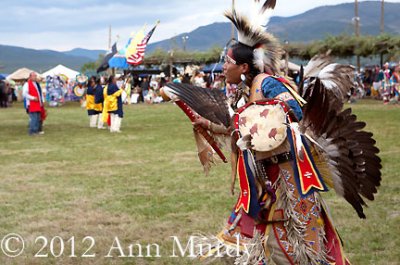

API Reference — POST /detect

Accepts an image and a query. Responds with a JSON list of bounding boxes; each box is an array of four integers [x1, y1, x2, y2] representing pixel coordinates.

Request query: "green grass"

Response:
[[0, 99, 399, 264]]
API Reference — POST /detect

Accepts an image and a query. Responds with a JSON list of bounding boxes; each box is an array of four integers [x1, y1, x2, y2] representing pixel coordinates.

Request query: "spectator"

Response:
[[173, 74, 182, 83], [0, 80, 7, 107], [191, 71, 206, 87], [382, 63, 391, 104], [371, 65, 383, 99], [140, 77, 149, 101], [389, 65, 399, 104], [22, 72, 45, 135], [182, 73, 191, 84], [124, 76, 132, 104], [363, 68, 373, 96], [131, 85, 141, 104]]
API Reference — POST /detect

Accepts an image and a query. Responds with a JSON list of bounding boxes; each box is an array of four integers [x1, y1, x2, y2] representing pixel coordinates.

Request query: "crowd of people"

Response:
[[81, 71, 227, 132], [14, 68, 227, 135], [358, 62, 400, 104], [11, 59, 400, 136]]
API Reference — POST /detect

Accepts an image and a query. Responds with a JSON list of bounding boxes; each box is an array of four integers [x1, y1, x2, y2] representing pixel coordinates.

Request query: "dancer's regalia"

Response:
[[74, 74, 88, 107], [162, 1, 381, 264]]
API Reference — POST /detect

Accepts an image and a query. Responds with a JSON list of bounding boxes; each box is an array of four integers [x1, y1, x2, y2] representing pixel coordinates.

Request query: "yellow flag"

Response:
[[125, 25, 146, 58]]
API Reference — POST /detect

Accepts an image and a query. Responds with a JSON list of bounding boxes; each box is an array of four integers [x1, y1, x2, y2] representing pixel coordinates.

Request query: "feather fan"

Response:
[[165, 83, 231, 128]]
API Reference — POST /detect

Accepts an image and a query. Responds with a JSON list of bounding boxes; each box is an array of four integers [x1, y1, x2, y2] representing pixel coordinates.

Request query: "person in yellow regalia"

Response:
[[106, 75, 124, 133], [86, 76, 99, 128]]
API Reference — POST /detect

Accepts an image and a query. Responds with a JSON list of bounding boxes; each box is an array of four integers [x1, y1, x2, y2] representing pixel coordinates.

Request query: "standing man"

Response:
[[140, 76, 149, 103], [23, 72, 44, 135]]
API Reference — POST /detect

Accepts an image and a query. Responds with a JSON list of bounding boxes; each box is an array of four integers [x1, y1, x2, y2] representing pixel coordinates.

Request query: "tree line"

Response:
[[286, 34, 399, 61], [81, 34, 400, 73]]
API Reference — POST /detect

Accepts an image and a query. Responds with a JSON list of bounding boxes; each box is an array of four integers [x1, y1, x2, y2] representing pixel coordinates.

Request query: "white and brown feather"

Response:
[[301, 56, 381, 218], [165, 83, 231, 128], [224, 2, 282, 74]]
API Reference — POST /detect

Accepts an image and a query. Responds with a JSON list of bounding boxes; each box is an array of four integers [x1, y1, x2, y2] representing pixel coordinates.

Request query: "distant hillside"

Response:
[[0, 45, 92, 73], [268, 1, 400, 42], [148, 22, 232, 52], [63, 48, 106, 61], [147, 1, 400, 52]]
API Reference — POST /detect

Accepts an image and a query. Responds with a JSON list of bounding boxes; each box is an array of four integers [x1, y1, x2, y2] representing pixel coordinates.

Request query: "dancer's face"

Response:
[[223, 48, 248, 85]]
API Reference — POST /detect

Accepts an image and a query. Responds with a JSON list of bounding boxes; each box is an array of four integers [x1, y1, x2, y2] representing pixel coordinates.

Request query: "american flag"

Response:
[[127, 21, 159, 66]]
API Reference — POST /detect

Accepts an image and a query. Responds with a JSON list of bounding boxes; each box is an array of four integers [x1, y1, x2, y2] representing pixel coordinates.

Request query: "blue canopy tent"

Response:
[[109, 53, 129, 70]]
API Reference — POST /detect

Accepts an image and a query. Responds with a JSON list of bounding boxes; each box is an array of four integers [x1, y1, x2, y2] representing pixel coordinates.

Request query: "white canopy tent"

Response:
[[7, 67, 41, 81], [42, 64, 80, 80]]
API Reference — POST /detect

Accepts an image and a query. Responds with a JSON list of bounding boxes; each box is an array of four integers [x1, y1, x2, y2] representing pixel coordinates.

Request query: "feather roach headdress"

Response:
[[224, 0, 282, 74]]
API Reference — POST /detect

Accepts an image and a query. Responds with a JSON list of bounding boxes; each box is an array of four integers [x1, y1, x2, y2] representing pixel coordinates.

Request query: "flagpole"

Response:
[[354, 0, 360, 72], [380, 0, 385, 66], [108, 25, 112, 50], [380, 0, 384, 34]]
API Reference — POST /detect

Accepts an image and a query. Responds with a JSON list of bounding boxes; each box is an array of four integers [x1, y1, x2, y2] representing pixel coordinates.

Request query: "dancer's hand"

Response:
[[192, 115, 210, 130]]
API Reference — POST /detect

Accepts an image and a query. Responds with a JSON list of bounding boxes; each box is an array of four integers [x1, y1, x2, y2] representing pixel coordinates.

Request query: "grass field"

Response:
[[0, 100, 399, 265]]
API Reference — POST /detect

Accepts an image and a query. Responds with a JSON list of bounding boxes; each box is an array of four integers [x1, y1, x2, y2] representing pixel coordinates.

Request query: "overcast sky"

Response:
[[0, 0, 398, 51]]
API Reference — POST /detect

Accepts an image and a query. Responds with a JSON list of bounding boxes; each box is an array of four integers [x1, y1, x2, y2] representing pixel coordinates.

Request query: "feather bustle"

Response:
[[301, 70, 381, 218]]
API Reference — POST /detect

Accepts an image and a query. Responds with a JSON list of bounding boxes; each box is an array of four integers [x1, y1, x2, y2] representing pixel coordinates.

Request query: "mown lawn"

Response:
[[0, 99, 399, 264]]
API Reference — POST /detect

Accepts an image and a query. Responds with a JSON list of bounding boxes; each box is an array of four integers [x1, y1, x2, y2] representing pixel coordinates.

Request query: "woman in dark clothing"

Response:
[[107, 75, 124, 132]]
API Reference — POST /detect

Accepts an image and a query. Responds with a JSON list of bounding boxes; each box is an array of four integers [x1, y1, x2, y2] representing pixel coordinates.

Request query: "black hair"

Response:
[[89, 76, 96, 84], [231, 43, 260, 83], [95, 76, 101, 85], [108, 75, 114, 84]]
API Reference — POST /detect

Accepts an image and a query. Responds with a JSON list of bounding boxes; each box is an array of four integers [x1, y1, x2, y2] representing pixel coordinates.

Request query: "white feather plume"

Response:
[[253, 47, 265, 73], [250, 0, 274, 29], [224, 0, 281, 73], [303, 52, 332, 78], [318, 63, 355, 101]]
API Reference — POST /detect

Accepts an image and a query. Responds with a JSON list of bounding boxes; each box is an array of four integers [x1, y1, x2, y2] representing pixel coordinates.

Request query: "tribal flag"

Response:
[[125, 25, 145, 59], [96, 42, 117, 73], [126, 20, 159, 66]]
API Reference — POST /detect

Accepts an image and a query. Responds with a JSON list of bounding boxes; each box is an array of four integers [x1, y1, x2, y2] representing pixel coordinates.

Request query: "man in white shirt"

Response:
[[22, 72, 44, 135]]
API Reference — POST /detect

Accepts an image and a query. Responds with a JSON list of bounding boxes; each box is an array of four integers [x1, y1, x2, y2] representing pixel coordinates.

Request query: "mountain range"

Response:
[[0, 1, 399, 74], [0, 45, 103, 74], [146, 1, 400, 52]]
